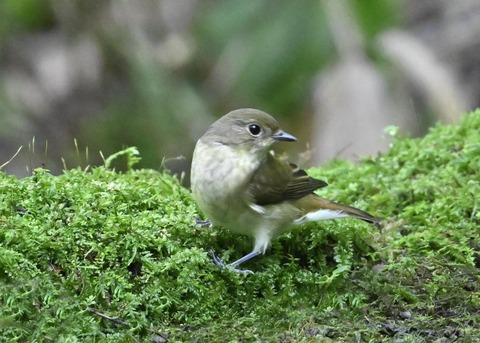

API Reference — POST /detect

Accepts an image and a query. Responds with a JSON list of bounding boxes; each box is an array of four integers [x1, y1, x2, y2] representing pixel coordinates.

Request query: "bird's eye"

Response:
[[248, 124, 262, 136]]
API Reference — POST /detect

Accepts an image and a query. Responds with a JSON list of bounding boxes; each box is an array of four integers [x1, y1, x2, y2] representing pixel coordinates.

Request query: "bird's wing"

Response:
[[249, 153, 327, 206]]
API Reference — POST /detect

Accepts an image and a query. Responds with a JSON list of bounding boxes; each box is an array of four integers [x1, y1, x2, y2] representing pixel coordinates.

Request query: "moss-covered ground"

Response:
[[1, 111, 479, 342]]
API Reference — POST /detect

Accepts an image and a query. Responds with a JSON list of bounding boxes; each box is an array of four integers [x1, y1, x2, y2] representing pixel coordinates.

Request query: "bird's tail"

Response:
[[325, 199, 379, 224], [294, 195, 381, 227]]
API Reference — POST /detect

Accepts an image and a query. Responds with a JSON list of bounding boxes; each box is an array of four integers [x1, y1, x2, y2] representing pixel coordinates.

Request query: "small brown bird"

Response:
[[191, 108, 379, 273]]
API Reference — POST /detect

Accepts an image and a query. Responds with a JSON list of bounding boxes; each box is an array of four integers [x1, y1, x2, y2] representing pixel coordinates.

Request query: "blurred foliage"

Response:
[[83, 0, 338, 169], [0, 0, 54, 41], [353, 0, 403, 39], [0, 0, 404, 175], [196, 0, 333, 112]]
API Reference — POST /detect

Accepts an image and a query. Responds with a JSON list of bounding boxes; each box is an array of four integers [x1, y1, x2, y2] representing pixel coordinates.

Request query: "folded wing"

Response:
[[249, 153, 327, 206]]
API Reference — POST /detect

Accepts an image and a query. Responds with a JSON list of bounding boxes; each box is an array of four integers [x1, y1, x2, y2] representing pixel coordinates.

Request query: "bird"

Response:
[[190, 108, 380, 274]]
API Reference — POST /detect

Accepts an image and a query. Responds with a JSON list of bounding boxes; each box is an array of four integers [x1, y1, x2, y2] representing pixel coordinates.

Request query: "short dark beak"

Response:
[[272, 130, 297, 142]]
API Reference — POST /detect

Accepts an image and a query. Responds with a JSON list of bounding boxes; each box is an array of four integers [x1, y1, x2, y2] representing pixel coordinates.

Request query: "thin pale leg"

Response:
[[209, 250, 261, 275], [230, 251, 261, 268]]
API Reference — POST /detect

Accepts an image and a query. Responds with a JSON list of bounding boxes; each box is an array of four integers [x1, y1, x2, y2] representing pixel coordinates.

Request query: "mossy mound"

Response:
[[1, 111, 479, 342]]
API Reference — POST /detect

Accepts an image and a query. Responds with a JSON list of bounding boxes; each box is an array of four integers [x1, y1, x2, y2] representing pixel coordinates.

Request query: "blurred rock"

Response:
[[312, 0, 471, 163]]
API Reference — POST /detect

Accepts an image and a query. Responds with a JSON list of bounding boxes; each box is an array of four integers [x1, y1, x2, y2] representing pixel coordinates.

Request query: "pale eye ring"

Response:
[[248, 124, 262, 136]]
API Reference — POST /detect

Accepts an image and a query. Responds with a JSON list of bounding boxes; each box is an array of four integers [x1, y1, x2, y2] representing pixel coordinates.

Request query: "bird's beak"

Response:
[[272, 130, 297, 142]]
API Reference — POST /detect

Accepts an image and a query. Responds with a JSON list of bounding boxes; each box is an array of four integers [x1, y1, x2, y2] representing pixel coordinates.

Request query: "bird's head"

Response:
[[202, 108, 297, 156]]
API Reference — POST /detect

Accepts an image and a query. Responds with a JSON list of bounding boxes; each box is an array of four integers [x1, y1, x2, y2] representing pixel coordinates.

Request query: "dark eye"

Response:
[[248, 124, 262, 136]]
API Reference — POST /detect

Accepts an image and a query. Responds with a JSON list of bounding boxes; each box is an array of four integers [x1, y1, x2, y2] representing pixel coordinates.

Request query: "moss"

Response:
[[1, 111, 479, 342]]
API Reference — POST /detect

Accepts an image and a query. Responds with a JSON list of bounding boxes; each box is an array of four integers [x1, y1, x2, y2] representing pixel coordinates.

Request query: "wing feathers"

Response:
[[248, 153, 380, 226], [249, 154, 327, 206]]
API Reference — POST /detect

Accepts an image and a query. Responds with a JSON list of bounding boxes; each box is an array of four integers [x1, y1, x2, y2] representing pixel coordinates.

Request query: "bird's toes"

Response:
[[230, 267, 254, 275], [195, 217, 213, 227], [209, 250, 254, 275]]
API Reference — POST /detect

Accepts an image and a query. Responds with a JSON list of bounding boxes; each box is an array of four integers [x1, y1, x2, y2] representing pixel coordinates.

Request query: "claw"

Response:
[[209, 250, 254, 275], [210, 249, 226, 268], [195, 217, 212, 227], [232, 268, 254, 275]]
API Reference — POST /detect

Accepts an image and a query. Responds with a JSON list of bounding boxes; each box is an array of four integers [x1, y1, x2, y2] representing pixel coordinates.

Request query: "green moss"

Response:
[[1, 111, 480, 342]]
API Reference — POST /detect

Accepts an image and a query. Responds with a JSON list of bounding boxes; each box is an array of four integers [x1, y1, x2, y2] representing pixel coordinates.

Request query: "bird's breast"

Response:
[[191, 141, 260, 230]]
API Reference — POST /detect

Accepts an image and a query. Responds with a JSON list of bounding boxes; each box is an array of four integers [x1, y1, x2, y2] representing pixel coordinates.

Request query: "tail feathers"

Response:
[[329, 201, 379, 224], [294, 195, 381, 227]]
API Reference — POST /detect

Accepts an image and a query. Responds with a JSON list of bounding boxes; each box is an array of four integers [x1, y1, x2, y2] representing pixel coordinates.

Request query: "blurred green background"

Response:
[[0, 0, 478, 178]]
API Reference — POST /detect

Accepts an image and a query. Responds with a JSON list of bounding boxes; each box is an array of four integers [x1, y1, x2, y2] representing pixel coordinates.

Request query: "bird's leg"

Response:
[[209, 250, 260, 275], [230, 251, 261, 268]]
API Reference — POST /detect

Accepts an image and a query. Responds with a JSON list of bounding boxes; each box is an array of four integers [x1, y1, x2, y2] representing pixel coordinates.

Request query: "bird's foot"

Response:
[[195, 217, 212, 227], [209, 250, 254, 275]]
